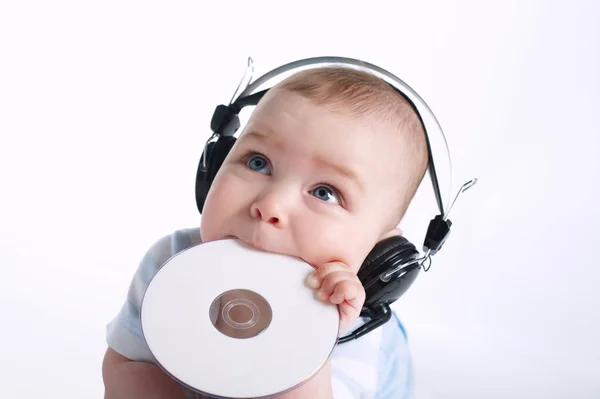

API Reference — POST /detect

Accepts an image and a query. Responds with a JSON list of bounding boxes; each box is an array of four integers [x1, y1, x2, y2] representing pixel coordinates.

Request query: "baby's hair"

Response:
[[276, 67, 428, 224]]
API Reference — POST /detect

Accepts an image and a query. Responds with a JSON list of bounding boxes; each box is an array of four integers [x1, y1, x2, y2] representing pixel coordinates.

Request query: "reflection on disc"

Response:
[[209, 288, 272, 339]]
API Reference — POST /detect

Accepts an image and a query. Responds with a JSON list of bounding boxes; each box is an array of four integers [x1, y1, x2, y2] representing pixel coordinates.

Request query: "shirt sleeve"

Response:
[[105, 228, 201, 363]]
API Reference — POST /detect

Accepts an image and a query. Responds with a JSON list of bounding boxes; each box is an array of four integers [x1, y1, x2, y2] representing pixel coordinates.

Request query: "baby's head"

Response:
[[200, 67, 428, 273]]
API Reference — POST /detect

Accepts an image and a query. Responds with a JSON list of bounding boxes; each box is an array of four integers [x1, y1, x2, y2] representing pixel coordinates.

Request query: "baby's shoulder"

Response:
[[134, 227, 202, 282], [146, 227, 202, 261]]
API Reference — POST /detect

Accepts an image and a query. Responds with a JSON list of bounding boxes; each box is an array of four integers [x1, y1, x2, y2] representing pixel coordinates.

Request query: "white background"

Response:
[[1, 1, 599, 398]]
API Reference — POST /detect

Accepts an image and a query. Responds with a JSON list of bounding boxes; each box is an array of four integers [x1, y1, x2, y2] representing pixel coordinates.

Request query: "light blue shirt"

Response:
[[105, 227, 414, 398]]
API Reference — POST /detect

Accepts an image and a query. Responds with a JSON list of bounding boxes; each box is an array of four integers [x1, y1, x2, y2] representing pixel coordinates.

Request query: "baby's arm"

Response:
[[102, 347, 187, 399], [102, 346, 333, 399], [103, 231, 198, 398]]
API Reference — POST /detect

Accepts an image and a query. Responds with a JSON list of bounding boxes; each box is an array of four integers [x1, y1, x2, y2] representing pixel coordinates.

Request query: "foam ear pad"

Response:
[[358, 236, 417, 280], [207, 136, 237, 181], [358, 235, 420, 308], [195, 136, 237, 213]]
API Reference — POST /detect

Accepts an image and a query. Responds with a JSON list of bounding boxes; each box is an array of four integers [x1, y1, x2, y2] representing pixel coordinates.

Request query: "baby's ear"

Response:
[[379, 227, 403, 241]]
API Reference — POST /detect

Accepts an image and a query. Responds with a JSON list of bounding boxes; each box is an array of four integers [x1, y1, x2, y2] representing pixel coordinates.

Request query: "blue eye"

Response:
[[246, 154, 271, 174], [312, 185, 340, 204]]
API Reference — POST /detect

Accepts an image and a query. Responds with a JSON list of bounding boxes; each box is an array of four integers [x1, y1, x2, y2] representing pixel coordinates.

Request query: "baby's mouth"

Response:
[[224, 234, 311, 267], [224, 235, 264, 251], [243, 239, 265, 251]]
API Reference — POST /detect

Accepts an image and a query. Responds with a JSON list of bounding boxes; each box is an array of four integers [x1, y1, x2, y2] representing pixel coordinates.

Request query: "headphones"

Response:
[[195, 57, 476, 344]]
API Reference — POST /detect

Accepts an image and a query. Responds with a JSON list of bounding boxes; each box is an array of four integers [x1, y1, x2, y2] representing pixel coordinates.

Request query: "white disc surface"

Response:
[[140, 239, 340, 398]]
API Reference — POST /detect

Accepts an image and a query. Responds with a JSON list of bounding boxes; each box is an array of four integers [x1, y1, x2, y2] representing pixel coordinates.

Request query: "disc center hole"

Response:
[[229, 303, 253, 324]]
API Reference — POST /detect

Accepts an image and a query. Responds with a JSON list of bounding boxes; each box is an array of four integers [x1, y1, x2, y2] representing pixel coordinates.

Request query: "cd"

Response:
[[140, 238, 340, 398]]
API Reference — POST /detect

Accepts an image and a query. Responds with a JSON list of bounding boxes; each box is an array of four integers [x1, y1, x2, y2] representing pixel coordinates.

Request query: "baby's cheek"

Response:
[[201, 172, 247, 239], [199, 214, 220, 242], [298, 223, 366, 271]]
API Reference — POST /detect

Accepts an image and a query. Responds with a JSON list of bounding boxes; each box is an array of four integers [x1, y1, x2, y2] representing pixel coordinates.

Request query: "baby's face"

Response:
[[200, 89, 413, 272]]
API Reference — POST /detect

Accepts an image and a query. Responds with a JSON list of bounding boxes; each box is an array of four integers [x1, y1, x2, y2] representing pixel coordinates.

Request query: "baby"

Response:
[[102, 66, 428, 399]]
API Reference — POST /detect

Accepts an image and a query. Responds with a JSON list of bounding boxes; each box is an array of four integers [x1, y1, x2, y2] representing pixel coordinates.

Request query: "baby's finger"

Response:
[[317, 271, 357, 300], [306, 262, 349, 289], [335, 281, 365, 334], [329, 279, 364, 308], [338, 301, 361, 333]]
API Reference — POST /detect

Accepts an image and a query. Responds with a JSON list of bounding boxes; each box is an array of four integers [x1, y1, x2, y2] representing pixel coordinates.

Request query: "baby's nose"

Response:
[[252, 206, 280, 224], [250, 194, 288, 228]]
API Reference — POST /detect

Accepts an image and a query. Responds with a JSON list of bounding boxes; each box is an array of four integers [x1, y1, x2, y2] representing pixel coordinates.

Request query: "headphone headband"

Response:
[[230, 56, 452, 217]]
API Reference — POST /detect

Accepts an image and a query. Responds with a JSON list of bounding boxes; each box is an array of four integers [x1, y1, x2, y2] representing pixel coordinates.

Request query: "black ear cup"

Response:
[[358, 235, 420, 308], [195, 136, 237, 213]]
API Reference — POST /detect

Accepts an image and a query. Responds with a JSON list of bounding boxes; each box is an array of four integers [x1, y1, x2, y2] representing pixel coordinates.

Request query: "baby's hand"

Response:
[[306, 262, 366, 335]]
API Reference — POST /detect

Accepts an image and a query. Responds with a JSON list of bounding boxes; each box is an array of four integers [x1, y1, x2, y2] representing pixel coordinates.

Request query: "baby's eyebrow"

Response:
[[312, 154, 363, 192], [238, 130, 280, 149]]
